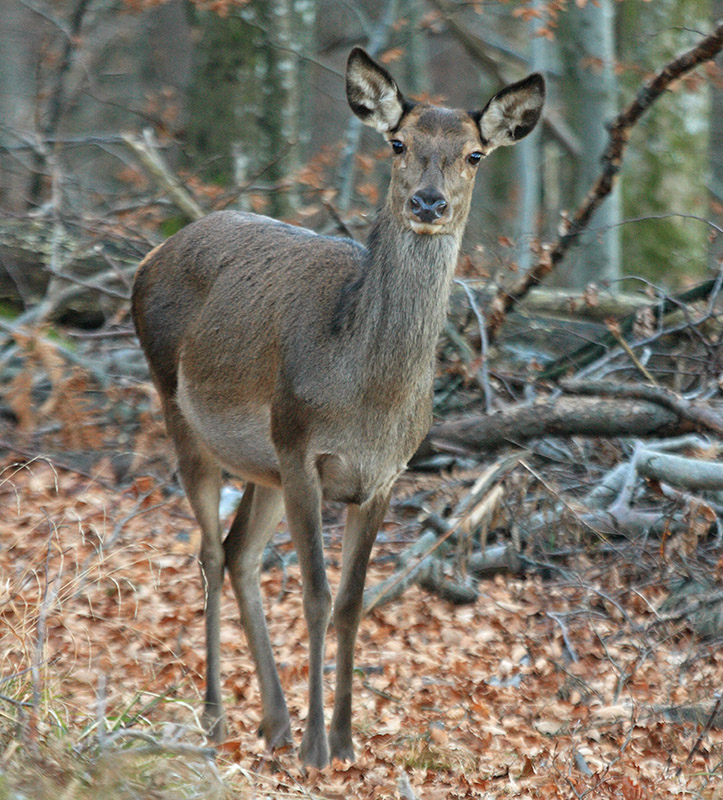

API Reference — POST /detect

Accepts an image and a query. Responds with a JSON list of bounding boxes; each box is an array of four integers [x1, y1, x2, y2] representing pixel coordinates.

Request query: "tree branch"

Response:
[[486, 21, 723, 343], [560, 378, 723, 437], [122, 129, 205, 222]]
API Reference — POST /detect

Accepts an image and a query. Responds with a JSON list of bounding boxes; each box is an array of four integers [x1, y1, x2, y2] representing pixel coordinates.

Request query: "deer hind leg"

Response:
[[223, 482, 291, 751], [163, 402, 226, 741], [279, 455, 332, 768], [328, 491, 390, 762]]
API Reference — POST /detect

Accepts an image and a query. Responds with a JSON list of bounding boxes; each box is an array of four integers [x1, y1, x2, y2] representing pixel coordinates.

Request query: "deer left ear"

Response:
[[474, 73, 545, 152]]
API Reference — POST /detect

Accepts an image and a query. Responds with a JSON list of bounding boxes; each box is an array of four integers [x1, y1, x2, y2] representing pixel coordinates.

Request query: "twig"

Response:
[[0, 439, 113, 488], [676, 693, 723, 778], [608, 441, 643, 514], [455, 278, 493, 412], [541, 278, 721, 382], [605, 320, 659, 385], [96, 673, 107, 749], [321, 198, 357, 240], [547, 612, 579, 662], [104, 729, 217, 759], [650, 590, 723, 627], [28, 0, 91, 205], [32, 512, 61, 710]]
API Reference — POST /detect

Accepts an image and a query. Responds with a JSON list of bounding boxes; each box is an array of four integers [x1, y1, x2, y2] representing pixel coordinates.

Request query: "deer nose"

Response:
[[410, 190, 448, 224]]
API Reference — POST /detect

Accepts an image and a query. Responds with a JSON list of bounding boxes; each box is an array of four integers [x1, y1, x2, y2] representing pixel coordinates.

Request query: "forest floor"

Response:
[[1, 400, 722, 800]]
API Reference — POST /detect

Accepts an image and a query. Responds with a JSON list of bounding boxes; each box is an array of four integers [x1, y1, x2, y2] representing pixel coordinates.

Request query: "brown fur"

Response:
[[132, 48, 544, 768]]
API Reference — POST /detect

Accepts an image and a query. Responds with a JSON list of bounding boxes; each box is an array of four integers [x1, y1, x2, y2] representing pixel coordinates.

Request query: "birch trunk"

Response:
[[559, 0, 621, 288]]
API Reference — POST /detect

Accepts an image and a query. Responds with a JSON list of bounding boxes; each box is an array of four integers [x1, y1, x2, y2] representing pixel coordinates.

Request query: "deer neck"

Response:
[[337, 204, 461, 381]]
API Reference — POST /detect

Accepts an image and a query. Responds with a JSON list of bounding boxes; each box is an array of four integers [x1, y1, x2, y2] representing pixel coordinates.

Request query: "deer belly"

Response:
[[176, 371, 281, 486]]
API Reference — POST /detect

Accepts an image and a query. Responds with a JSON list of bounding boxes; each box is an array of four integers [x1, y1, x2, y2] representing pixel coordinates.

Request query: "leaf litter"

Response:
[[1, 442, 722, 799]]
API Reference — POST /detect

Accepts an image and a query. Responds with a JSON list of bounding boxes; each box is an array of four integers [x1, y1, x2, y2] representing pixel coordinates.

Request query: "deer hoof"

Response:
[[299, 731, 330, 769], [258, 715, 293, 752], [329, 738, 355, 764]]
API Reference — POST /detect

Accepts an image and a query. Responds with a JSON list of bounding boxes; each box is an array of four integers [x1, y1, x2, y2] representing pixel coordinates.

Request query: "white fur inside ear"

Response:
[[347, 51, 404, 133], [372, 86, 403, 132], [479, 77, 544, 150]]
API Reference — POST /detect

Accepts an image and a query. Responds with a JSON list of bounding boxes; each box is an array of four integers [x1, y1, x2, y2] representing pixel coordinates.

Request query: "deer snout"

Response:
[[410, 189, 448, 224]]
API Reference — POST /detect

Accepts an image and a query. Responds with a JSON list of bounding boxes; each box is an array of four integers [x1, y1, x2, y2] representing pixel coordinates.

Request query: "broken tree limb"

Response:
[[560, 379, 723, 437], [581, 436, 712, 510], [468, 543, 522, 576], [419, 397, 693, 458], [363, 530, 438, 611], [636, 449, 723, 492], [485, 21, 723, 343], [365, 453, 524, 611], [417, 563, 479, 605], [576, 507, 681, 539], [122, 129, 205, 222], [447, 283, 659, 332]]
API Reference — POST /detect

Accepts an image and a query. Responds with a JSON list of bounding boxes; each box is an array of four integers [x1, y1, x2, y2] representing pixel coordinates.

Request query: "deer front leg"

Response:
[[328, 491, 390, 762], [280, 456, 332, 768], [224, 482, 291, 751]]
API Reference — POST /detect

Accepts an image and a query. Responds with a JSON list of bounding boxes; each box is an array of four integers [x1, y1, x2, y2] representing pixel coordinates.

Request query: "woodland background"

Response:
[[1, 0, 723, 798]]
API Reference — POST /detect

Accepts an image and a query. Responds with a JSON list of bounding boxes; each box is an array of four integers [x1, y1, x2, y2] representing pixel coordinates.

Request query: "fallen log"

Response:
[[419, 397, 695, 458]]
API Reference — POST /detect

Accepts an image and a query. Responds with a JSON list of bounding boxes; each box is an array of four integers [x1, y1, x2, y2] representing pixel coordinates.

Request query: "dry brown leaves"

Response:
[[1, 453, 722, 799]]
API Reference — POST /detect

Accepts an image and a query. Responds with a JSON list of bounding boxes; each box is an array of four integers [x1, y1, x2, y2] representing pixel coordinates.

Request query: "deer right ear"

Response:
[[346, 47, 405, 133]]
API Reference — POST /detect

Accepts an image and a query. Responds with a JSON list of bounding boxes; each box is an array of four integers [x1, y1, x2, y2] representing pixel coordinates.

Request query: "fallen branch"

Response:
[[560, 379, 723, 437], [636, 449, 723, 491], [419, 397, 694, 457], [365, 453, 523, 611], [539, 278, 721, 381], [363, 530, 439, 611], [468, 543, 522, 576], [486, 21, 723, 342]]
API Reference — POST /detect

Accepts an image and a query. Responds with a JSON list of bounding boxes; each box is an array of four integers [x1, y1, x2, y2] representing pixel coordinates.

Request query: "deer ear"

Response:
[[475, 73, 545, 152], [346, 47, 406, 133]]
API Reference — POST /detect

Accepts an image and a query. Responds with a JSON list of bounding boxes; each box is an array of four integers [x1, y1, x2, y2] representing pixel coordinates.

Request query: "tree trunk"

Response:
[[0, 1, 39, 213], [515, 0, 552, 272], [558, 0, 621, 288], [710, 0, 723, 272]]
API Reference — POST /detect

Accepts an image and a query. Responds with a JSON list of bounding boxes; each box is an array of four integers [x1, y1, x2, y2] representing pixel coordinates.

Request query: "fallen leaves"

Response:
[[1, 454, 722, 798]]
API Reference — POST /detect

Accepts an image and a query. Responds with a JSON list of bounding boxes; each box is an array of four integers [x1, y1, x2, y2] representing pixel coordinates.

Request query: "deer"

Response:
[[131, 47, 544, 768]]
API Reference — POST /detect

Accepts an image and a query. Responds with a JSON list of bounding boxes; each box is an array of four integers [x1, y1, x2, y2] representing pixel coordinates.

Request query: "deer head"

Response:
[[346, 47, 545, 237]]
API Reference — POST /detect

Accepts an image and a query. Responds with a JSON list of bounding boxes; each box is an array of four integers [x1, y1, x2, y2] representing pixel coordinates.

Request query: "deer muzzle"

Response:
[[409, 189, 448, 225]]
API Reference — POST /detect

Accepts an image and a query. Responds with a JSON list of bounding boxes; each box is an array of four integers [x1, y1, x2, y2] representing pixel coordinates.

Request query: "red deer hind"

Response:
[[132, 47, 544, 768]]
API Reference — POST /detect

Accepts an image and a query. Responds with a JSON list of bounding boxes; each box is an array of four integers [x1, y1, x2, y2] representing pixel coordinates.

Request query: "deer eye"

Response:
[[390, 139, 406, 155], [466, 151, 483, 165]]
